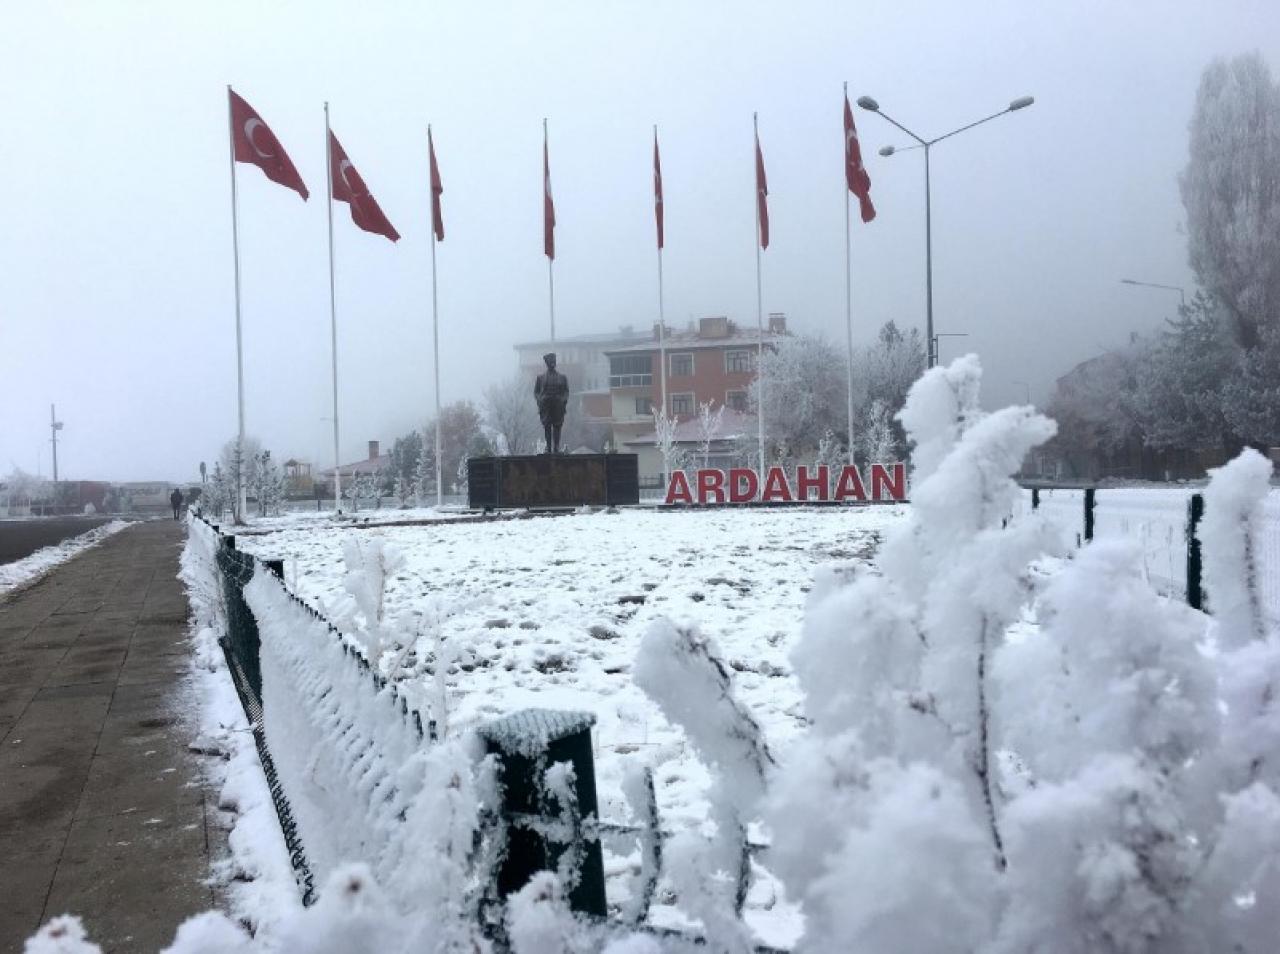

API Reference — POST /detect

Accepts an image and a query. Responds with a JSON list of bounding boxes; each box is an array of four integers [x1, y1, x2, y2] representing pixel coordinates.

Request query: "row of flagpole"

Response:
[[224, 86, 875, 519]]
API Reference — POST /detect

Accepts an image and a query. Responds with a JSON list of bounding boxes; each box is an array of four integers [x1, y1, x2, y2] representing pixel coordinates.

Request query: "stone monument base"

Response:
[[467, 454, 639, 509]]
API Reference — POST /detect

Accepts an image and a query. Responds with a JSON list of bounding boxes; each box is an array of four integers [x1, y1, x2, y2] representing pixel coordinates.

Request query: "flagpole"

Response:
[[429, 125, 443, 510], [324, 101, 342, 513], [655, 125, 668, 489], [226, 86, 248, 525], [545, 118, 556, 342], [753, 113, 765, 478], [844, 82, 856, 465]]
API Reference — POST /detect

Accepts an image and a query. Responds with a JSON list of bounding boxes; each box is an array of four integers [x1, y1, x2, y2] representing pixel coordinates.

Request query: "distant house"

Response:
[[318, 441, 392, 486]]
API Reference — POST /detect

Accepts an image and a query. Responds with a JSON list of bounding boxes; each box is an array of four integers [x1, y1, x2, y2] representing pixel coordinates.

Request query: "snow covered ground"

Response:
[[0, 519, 130, 596], [235, 505, 905, 944]]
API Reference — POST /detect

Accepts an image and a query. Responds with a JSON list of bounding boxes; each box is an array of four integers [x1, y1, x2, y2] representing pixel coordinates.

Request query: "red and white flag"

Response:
[[229, 90, 308, 200], [755, 129, 769, 250], [844, 94, 876, 223], [543, 128, 556, 260], [428, 128, 444, 242], [328, 131, 400, 242], [653, 131, 664, 250]]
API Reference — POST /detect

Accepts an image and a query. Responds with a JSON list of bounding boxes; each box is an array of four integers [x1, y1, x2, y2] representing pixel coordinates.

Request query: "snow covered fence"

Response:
[[1022, 483, 1280, 627]]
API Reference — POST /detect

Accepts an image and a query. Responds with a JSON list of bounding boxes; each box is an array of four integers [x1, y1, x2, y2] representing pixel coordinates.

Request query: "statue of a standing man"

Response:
[[534, 352, 569, 454]]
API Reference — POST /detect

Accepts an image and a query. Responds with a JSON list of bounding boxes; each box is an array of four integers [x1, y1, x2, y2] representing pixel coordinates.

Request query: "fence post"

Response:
[[1031, 487, 1040, 511], [479, 709, 607, 918], [1186, 493, 1205, 610], [1083, 488, 1095, 543], [263, 559, 284, 580]]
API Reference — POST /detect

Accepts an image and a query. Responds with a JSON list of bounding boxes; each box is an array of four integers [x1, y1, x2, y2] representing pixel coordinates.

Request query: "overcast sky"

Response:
[[2, 1, 1278, 482]]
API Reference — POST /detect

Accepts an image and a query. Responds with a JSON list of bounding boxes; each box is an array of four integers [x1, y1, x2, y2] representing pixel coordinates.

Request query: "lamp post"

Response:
[[858, 94, 1035, 368], [1119, 278, 1186, 308]]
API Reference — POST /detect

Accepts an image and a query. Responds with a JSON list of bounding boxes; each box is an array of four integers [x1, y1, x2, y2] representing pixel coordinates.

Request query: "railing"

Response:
[[191, 513, 781, 949], [1020, 485, 1280, 626]]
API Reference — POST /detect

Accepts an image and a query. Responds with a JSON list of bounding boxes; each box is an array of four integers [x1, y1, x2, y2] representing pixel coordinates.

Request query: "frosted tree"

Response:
[[414, 425, 437, 506], [1132, 294, 1236, 452], [695, 400, 725, 468], [485, 371, 541, 455], [254, 450, 284, 516], [1180, 52, 1280, 349], [651, 408, 685, 486], [858, 399, 896, 463], [749, 333, 849, 460]]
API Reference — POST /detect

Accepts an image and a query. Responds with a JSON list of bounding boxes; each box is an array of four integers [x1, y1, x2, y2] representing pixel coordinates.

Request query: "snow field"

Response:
[[236, 505, 903, 942]]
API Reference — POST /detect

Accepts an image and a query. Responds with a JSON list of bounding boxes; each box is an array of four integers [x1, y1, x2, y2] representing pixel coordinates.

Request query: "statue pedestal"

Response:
[[466, 454, 639, 509]]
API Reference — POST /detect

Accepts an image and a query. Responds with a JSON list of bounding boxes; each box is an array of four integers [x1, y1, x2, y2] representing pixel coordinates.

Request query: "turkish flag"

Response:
[[428, 128, 444, 242], [844, 94, 876, 223], [543, 131, 556, 260], [654, 131, 664, 250], [328, 131, 400, 242], [755, 130, 769, 250], [229, 90, 308, 200]]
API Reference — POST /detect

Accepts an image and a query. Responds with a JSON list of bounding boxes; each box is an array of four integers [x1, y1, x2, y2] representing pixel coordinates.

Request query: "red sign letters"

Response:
[[665, 463, 907, 505]]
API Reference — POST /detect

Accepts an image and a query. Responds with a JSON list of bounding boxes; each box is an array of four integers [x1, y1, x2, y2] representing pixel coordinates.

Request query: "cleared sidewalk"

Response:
[[0, 520, 221, 952]]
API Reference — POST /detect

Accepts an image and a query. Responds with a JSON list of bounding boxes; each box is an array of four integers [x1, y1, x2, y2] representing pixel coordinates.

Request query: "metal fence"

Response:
[[1021, 485, 1280, 626], [191, 514, 777, 949]]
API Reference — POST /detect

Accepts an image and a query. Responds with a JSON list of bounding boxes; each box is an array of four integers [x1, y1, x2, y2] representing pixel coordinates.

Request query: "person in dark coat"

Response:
[[534, 352, 570, 454], [170, 488, 183, 520]]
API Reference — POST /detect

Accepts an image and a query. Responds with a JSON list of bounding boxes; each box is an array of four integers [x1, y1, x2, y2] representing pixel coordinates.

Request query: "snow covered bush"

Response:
[[761, 355, 1280, 953]]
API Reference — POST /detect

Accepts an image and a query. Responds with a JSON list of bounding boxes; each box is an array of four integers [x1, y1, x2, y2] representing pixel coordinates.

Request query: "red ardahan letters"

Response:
[[665, 463, 906, 505]]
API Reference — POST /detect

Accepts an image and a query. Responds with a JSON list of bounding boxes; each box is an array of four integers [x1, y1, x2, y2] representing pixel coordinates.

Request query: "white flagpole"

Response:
[[429, 125, 443, 509], [226, 85, 248, 525], [754, 112, 766, 478], [324, 102, 342, 513], [844, 82, 856, 465], [655, 125, 668, 490], [545, 118, 556, 342]]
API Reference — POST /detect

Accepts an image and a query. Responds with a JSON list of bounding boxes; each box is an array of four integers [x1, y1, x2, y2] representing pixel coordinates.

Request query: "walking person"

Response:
[[170, 487, 183, 520]]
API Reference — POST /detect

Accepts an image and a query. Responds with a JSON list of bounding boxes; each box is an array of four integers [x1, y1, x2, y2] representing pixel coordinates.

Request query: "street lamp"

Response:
[[860, 94, 1035, 368], [1120, 278, 1186, 308]]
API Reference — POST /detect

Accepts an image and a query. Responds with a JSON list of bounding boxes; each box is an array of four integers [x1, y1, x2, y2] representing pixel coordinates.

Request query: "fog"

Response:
[[2, 0, 1277, 482]]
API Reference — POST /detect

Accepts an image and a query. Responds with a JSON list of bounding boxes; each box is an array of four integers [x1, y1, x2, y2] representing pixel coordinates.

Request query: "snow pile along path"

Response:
[[0, 519, 130, 596]]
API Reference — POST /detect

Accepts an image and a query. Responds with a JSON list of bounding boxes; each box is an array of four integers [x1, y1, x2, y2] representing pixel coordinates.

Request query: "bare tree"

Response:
[[695, 400, 726, 468], [484, 372, 541, 455]]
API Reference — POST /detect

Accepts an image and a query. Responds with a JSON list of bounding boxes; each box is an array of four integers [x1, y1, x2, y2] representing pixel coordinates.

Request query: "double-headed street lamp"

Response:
[[857, 94, 1035, 368]]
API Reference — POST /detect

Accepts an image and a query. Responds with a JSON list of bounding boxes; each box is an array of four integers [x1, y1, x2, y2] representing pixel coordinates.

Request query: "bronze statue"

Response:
[[534, 352, 570, 454]]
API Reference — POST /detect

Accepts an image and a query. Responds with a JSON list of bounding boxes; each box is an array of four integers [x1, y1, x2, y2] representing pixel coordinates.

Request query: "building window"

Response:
[[726, 389, 748, 412], [609, 353, 653, 388], [669, 352, 694, 377], [670, 392, 694, 416], [725, 349, 754, 373], [635, 396, 653, 416]]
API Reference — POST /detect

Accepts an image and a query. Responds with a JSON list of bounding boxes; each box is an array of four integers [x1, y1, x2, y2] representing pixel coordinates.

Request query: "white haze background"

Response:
[[3, 0, 1279, 481]]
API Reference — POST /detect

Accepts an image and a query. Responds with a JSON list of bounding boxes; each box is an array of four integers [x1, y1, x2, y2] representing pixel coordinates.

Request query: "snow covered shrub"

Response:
[[759, 356, 1280, 953], [335, 534, 405, 659], [634, 621, 773, 952]]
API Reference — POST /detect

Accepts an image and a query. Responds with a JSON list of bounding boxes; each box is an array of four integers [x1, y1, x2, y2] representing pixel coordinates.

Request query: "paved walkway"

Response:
[[0, 521, 220, 952]]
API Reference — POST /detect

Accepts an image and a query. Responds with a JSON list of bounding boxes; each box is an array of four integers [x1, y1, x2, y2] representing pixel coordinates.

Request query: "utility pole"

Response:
[[50, 404, 63, 484]]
